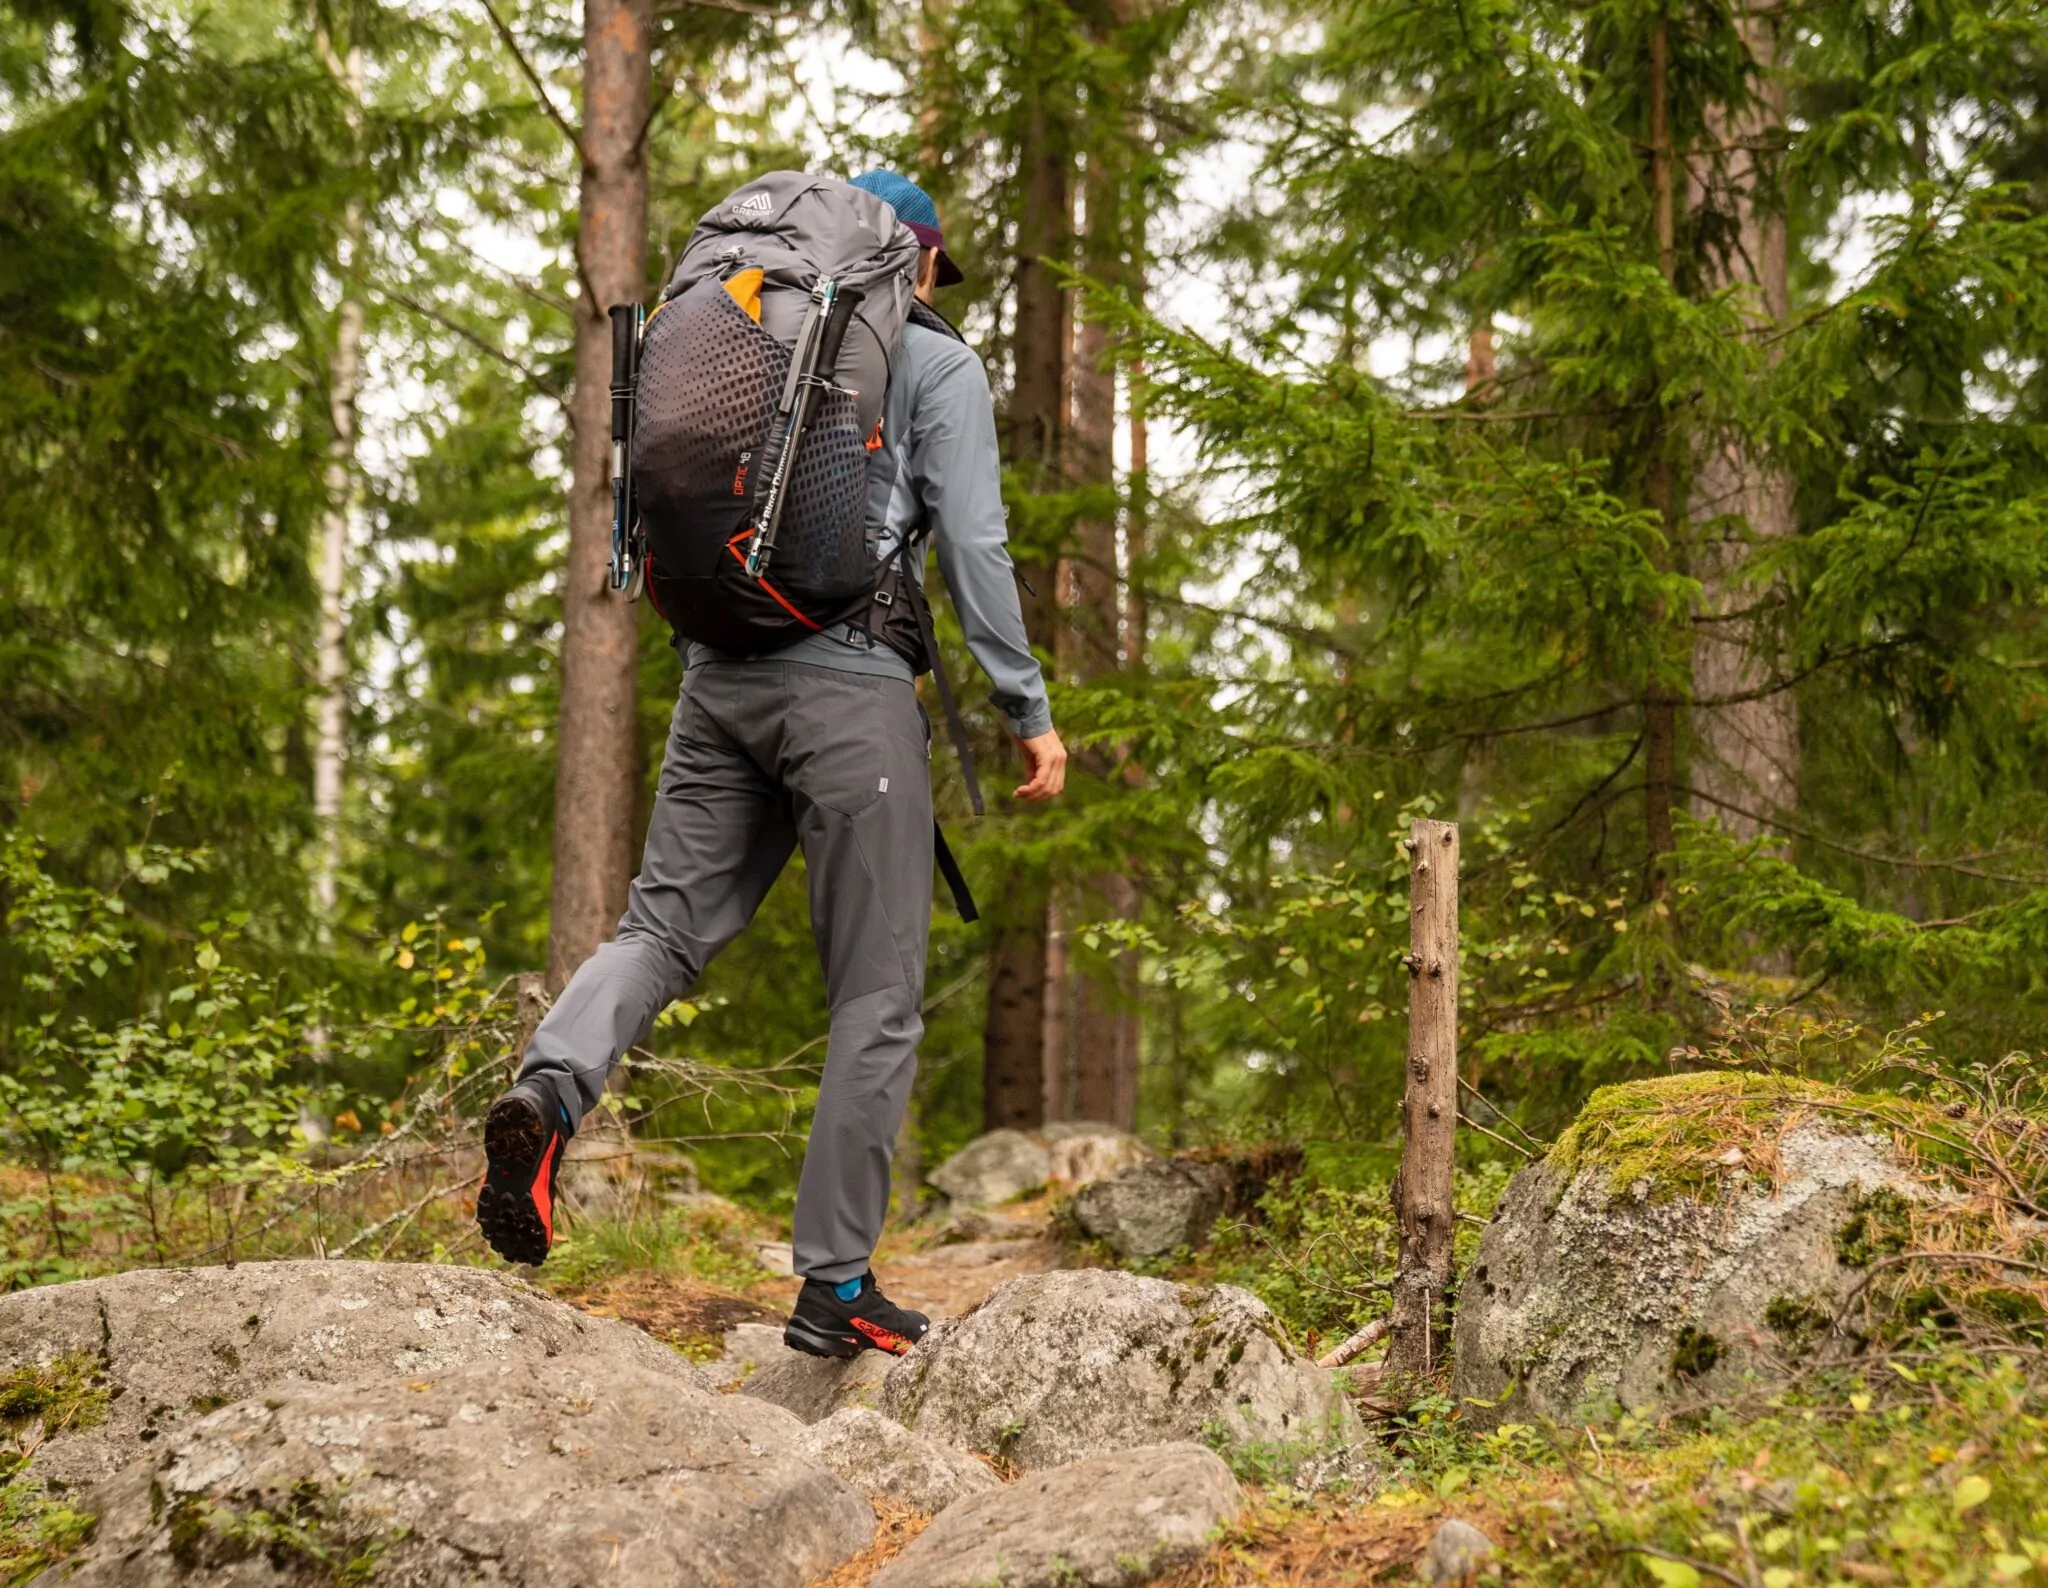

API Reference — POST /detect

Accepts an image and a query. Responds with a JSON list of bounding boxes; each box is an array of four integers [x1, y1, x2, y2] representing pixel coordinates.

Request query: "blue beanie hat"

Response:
[[850, 170, 964, 287]]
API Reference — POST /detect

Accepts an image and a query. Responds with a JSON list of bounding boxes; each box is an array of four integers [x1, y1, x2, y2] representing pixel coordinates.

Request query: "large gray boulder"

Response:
[[795, 1406, 1001, 1514], [1072, 1159, 1230, 1257], [0, 1260, 689, 1495], [879, 1270, 1364, 1471], [1453, 1074, 1936, 1425], [65, 1360, 872, 1587], [708, 1317, 897, 1426], [871, 1442, 1242, 1588], [1043, 1122, 1153, 1189], [928, 1129, 1051, 1207], [737, 1343, 894, 1424]]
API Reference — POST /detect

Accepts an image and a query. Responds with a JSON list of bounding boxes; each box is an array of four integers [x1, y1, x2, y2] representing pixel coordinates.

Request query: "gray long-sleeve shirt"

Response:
[[686, 321, 1054, 740]]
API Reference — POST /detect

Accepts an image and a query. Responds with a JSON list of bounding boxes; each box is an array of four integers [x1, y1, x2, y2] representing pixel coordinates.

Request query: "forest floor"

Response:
[[7, 1163, 2047, 1585], [534, 1192, 2048, 1588]]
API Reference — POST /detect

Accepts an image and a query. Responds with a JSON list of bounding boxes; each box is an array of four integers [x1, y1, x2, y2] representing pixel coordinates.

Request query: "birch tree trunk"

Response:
[[1688, 2, 1797, 838], [549, 0, 651, 990], [311, 43, 364, 927]]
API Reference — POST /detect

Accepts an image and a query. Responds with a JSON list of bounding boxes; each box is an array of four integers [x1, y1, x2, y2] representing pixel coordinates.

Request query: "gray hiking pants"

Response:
[[518, 661, 933, 1284]]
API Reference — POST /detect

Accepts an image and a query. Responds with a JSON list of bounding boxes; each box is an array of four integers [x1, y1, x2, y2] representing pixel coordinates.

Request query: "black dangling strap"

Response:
[[902, 539, 985, 817], [933, 821, 979, 922]]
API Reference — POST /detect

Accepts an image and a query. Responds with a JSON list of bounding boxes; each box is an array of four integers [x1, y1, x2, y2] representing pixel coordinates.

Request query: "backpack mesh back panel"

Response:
[[634, 281, 776, 575], [635, 279, 872, 601]]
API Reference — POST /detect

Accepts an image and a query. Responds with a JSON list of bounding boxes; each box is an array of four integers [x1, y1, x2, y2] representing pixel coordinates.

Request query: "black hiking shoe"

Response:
[[476, 1080, 572, 1267], [785, 1273, 929, 1358]]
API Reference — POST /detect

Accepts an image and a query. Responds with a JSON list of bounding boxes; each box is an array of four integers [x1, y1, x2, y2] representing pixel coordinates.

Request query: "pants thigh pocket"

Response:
[[787, 679, 896, 817]]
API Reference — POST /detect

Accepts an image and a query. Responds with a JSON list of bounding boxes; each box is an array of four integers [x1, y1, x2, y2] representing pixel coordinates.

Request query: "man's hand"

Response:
[[1014, 729, 1067, 801]]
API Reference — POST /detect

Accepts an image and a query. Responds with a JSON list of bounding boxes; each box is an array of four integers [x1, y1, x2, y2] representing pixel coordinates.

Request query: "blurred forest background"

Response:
[[4, 0, 2047, 1233]]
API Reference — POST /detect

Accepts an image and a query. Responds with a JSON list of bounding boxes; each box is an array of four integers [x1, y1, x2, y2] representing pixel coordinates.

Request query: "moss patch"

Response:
[[1835, 1183, 1915, 1268], [1545, 1071, 1953, 1204], [1763, 1293, 1835, 1353], [1669, 1324, 1723, 1380], [0, 1352, 109, 1443], [168, 1480, 402, 1585]]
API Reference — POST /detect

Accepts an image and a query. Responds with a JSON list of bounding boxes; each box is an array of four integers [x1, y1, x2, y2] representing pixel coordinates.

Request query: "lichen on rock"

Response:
[[1453, 1073, 1953, 1426], [879, 1269, 1367, 1473]]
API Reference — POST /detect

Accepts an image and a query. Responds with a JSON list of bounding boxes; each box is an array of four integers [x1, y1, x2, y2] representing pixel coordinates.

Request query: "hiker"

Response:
[[477, 170, 1065, 1361]]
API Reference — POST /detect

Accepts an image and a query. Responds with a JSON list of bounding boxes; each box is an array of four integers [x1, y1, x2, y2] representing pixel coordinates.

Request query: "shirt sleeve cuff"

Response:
[[1004, 700, 1054, 740]]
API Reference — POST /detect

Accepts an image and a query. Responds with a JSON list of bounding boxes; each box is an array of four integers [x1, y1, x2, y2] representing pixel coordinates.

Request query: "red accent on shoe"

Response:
[[850, 1316, 913, 1355], [531, 1132, 561, 1242]]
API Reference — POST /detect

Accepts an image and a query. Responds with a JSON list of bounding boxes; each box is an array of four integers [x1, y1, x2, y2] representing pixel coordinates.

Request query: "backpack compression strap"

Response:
[[894, 304, 993, 925], [933, 822, 978, 924]]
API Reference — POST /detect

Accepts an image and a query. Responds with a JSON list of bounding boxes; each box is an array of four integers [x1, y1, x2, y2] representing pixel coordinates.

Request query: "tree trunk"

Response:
[[1041, 900, 1071, 1122], [981, 66, 1071, 1133], [1064, 143, 1141, 1130], [1641, 12, 1680, 901], [1386, 819, 1459, 1380], [312, 42, 364, 928], [1688, 2, 1797, 839], [549, 0, 651, 991]]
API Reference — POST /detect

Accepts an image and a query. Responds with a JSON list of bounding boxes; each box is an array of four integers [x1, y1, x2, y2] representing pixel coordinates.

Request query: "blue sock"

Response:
[[833, 1277, 865, 1303]]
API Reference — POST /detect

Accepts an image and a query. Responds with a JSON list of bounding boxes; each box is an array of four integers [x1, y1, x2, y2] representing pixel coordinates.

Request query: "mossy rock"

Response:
[[1453, 1073, 1944, 1427], [1544, 1071, 1958, 1206]]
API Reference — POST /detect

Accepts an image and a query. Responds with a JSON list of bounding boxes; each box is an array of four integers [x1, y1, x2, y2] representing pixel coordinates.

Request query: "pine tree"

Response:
[[1106, 0, 2048, 1132]]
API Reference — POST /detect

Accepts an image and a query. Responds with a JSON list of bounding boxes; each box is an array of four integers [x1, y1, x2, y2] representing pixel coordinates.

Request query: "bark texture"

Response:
[[1688, 3, 1797, 838], [1640, 14, 1680, 899], [1062, 141, 1140, 1131], [1386, 819, 1459, 1379], [549, 0, 652, 990], [311, 43, 364, 926], [981, 72, 1070, 1133]]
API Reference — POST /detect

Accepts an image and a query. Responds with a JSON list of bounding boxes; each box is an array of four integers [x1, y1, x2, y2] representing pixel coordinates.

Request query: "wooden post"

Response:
[[1387, 818, 1459, 1378]]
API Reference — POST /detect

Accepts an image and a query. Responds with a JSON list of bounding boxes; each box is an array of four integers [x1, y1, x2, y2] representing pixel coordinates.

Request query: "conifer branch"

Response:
[[477, 0, 587, 164], [381, 286, 566, 404], [1683, 786, 2045, 887]]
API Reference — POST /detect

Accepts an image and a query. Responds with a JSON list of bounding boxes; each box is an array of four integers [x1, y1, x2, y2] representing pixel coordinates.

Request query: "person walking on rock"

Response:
[[476, 170, 1065, 1360]]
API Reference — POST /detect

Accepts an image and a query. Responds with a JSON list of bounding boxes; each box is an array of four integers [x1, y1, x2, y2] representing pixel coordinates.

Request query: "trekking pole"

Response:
[[607, 302, 642, 595], [745, 280, 866, 580]]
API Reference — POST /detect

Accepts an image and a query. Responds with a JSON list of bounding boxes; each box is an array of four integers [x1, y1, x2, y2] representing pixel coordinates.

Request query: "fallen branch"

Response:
[[1315, 1317, 1389, 1369]]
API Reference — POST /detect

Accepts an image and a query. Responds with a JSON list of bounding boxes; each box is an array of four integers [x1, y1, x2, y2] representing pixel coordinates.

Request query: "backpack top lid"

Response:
[[666, 171, 921, 440]]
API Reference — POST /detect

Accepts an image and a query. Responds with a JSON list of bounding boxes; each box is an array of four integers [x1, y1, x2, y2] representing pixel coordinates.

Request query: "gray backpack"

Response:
[[626, 172, 920, 652]]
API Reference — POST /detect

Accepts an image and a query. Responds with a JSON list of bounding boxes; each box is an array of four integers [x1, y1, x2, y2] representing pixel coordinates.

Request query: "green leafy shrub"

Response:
[[1208, 1160, 1511, 1344]]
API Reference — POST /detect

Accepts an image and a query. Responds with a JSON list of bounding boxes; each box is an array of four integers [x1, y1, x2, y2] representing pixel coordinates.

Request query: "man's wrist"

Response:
[[1008, 705, 1054, 740]]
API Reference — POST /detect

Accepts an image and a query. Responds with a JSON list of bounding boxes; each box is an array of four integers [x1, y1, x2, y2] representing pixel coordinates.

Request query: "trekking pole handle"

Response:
[[607, 303, 640, 592], [812, 287, 865, 386]]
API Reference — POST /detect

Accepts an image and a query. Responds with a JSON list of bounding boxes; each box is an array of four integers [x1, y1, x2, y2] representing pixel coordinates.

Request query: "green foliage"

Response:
[[0, 1483, 94, 1588], [0, 834, 347, 1278], [1534, 1351, 2048, 1588], [1208, 1160, 1510, 1343], [540, 1201, 775, 1295]]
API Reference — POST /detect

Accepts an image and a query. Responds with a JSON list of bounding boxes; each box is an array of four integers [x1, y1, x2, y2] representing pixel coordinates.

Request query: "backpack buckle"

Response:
[[874, 587, 894, 606]]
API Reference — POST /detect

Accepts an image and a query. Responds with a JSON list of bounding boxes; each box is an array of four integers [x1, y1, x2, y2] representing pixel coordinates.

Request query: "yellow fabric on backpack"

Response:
[[723, 268, 764, 323]]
